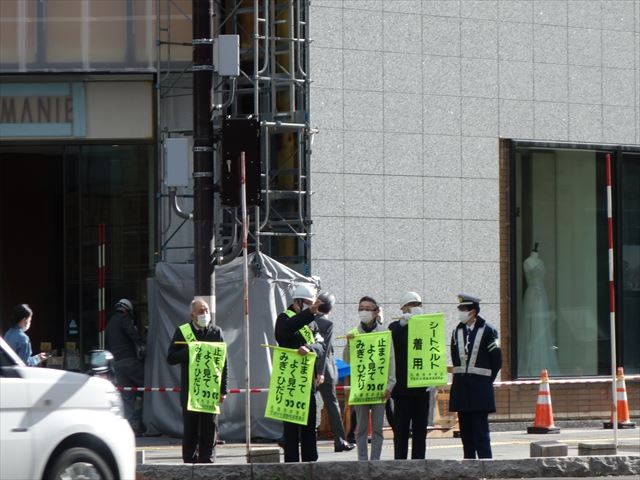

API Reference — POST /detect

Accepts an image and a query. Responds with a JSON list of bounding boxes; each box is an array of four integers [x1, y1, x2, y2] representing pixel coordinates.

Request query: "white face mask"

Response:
[[458, 310, 471, 324], [300, 302, 309, 311], [409, 306, 423, 315], [196, 313, 211, 328], [358, 310, 373, 323]]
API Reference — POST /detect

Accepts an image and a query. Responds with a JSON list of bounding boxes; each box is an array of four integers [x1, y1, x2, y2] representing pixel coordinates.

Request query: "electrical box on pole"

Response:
[[221, 118, 261, 206], [215, 35, 240, 77]]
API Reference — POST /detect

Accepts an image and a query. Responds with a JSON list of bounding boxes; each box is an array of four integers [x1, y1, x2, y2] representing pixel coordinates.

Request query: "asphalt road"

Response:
[[136, 426, 639, 465]]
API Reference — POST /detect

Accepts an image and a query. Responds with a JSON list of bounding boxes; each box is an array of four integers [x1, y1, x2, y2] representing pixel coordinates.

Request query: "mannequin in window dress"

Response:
[[518, 243, 559, 376]]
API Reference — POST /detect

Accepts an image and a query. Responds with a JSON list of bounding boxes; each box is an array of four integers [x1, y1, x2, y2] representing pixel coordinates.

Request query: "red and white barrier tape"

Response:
[[118, 374, 640, 393]]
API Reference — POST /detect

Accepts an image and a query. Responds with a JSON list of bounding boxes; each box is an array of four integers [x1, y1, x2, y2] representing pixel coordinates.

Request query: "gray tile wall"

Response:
[[309, 0, 640, 350], [148, 2, 637, 362]]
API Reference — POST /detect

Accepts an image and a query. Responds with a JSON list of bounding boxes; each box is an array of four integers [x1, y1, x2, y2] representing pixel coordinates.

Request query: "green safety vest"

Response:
[[284, 309, 314, 345], [179, 323, 197, 343]]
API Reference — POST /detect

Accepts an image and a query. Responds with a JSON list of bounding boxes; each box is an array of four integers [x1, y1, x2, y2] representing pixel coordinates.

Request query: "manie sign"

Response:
[[0, 83, 85, 137]]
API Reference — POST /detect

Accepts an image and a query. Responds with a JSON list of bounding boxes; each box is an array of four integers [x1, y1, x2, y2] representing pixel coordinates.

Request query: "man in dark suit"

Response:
[[449, 293, 502, 459], [314, 292, 355, 453]]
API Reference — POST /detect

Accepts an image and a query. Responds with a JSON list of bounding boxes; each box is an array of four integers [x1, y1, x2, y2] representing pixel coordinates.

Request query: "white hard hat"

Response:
[[399, 291, 422, 309], [292, 283, 316, 302], [115, 298, 134, 313]]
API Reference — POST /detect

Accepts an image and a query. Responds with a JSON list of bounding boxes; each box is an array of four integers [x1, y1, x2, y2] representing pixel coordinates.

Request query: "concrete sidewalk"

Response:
[[135, 427, 639, 479], [136, 427, 639, 464]]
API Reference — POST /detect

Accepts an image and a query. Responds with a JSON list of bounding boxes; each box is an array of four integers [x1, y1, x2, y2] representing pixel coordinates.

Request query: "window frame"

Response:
[[507, 140, 640, 378]]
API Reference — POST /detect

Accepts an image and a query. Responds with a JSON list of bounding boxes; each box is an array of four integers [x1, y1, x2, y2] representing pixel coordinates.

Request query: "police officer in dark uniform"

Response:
[[274, 284, 325, 463], [449, 294, 502, 459]]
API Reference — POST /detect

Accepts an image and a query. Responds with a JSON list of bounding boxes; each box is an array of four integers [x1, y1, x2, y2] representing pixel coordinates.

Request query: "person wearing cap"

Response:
[[105, 298, 146, 435], [313, 292, 355, 453], [388, 291, 430, 459], [167, 297, 228, 463], [274, 283, 324, 462], [449, 293, 502, 459], [4, 303, 48, 366], [343, 296, 396, 461]]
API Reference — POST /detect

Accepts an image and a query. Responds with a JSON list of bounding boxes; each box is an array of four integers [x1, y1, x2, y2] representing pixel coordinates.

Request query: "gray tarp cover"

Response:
[[143, 252, 315, 441]]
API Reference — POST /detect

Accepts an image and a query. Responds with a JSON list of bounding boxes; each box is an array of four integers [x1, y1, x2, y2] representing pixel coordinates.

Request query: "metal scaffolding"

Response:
[[157, 0, 313, 273]]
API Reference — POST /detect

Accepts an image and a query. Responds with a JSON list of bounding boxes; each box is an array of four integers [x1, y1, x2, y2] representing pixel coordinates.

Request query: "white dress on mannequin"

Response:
[[519, 250, 559, 376]]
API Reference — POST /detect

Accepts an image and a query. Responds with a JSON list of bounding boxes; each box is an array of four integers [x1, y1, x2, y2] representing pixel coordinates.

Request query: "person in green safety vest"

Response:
[[167, 297, 227, 463], [388, 291, 430, 460], [274, 283, 324, 462], [343, 296, 396, 462]]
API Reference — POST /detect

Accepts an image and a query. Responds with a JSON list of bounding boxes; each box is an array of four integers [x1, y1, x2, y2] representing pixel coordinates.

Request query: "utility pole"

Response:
[[192, 0, 215, 306]]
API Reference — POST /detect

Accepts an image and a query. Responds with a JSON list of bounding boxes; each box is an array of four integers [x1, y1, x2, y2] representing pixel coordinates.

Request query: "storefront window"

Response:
[[621, 152, 640, 373], [65, 145, 154, 351], [0, 143, 154, 360], [513, 144, 640, 377]]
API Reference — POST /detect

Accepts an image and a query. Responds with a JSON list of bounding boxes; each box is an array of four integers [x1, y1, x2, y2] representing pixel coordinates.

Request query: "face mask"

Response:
[[410, 306, 423, 315], [358, 310, 373, 323], [300, 302, 309, 311], [458, 311, 471, 323], [196, 313, 211, 328]]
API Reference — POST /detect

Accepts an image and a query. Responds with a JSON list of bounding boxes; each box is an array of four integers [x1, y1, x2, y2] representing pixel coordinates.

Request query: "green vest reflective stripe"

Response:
[[298, 325, 314, 344], [179, 323, 197, 343], [283, 309, 314, 345]]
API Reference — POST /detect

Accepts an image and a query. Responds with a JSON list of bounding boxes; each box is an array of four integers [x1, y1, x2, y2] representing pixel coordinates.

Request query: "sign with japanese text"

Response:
[[265, 347, 316, 426], [348, 331, 391, 405], [186, 342, 227, 414], [298, 325, 314, 344], [407, 313, 447, 387]]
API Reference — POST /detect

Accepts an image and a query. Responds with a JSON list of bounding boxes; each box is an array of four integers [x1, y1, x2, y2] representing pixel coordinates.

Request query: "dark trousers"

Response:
[[458, 411, 492, 459], [316, 380, 347, 448], [393, 395, 429, 459], [283, 392, 317, 462], [182, 408, 217, 463], [113, 357, 145, 432]]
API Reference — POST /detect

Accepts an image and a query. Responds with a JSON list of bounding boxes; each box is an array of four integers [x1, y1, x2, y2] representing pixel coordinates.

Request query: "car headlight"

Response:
[[107, 390, 125, 418]]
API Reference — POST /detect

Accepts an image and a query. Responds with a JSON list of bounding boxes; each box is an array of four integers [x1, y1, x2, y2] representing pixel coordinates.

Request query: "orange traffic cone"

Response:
[[603, 367, 637, 429], [527, 369, 560, 434]]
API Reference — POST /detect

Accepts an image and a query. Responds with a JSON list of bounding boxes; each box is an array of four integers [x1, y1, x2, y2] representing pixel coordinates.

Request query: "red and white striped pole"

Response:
[[240, 151, 251, 456], [605, 153, 618, 447], [98, 224, 107, 349]]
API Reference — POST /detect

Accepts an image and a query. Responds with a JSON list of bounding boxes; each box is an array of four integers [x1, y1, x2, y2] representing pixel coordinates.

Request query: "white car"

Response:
[[0, 336, 135, 480]]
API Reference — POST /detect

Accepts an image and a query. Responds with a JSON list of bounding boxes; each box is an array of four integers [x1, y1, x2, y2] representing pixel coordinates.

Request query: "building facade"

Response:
[[308, 0, 639, 420], [1, 0, 638, 419]]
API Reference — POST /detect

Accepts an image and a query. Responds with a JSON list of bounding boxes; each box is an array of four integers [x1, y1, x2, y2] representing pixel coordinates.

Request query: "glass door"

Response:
[[64, 144, 154, 361]]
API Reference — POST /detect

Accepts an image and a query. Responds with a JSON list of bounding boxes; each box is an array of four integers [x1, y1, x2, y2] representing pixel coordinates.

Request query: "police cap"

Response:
[[457, 293, 480, 312]]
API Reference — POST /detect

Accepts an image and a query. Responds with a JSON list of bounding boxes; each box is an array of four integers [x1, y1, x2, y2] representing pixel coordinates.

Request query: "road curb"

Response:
[[136, 455, 640, 479]]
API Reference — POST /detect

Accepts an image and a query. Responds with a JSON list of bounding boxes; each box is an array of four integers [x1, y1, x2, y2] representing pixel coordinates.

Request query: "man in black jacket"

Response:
[[449, 293, 502, 459], [105, 298, 145, 434], [388, 291, 430, 459], [274, 283, 324, 462], [167, 297, 228, 463]]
